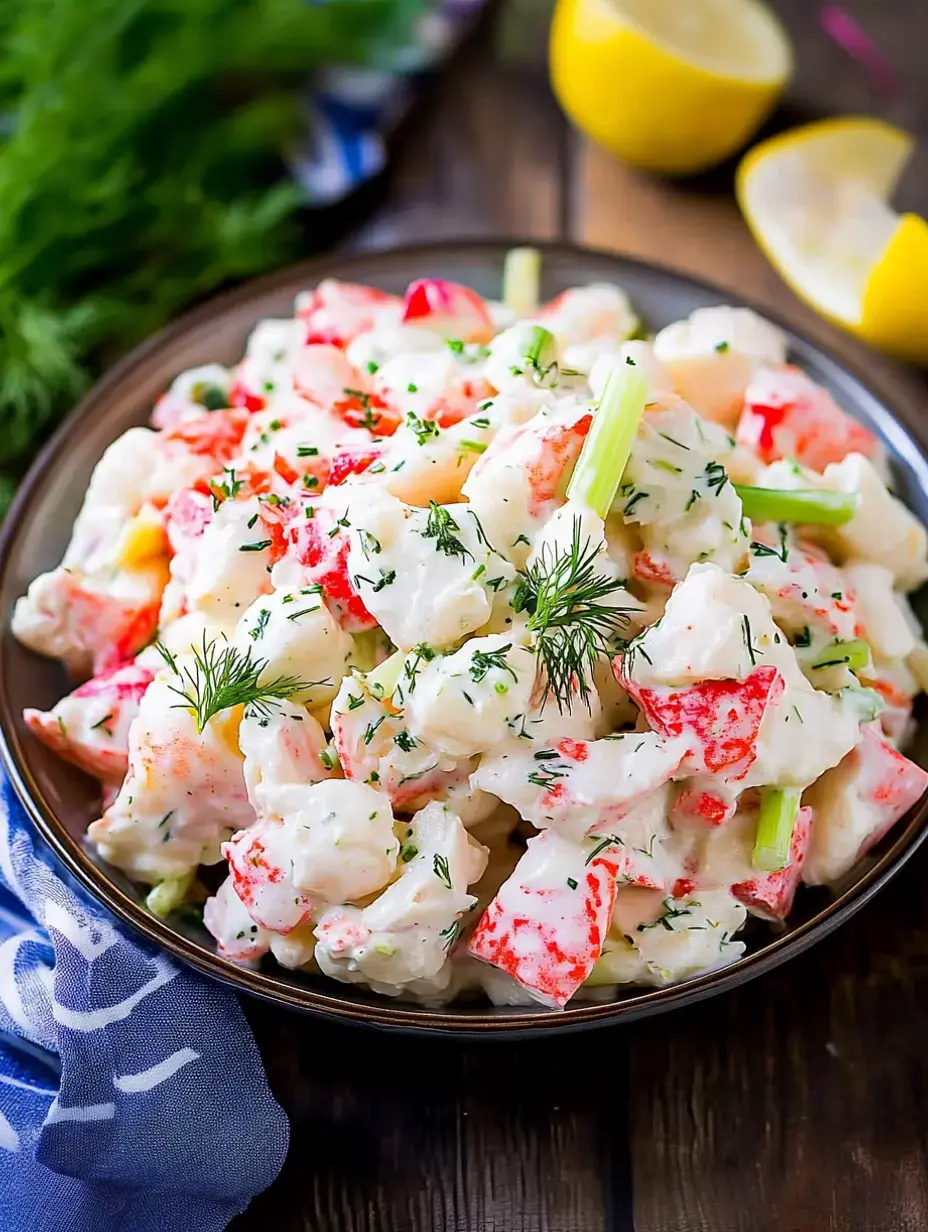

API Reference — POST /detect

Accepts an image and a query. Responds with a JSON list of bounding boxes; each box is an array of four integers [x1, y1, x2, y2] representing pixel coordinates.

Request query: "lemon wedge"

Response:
[[549, 0, 792, 175], [737, 118, 928, 363]]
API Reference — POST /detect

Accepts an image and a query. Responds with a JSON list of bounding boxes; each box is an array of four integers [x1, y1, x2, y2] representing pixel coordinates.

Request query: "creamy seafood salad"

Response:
[[13, 252, 928, 1009]]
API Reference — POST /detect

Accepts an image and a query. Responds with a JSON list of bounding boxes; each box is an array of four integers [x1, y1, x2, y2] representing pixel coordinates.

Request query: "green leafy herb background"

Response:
[[0, 0, 427, 516]]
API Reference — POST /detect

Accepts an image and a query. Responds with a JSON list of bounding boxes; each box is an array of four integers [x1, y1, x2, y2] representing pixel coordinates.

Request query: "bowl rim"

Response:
[[3, 237, 927, 1037]]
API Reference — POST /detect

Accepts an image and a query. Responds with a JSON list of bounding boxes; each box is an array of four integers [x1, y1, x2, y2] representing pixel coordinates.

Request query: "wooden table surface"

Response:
[[237, 4, 928, 1228]]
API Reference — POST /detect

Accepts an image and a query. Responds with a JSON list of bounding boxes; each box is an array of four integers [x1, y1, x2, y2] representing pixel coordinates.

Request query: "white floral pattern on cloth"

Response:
[[0, 778, 288, 1231]]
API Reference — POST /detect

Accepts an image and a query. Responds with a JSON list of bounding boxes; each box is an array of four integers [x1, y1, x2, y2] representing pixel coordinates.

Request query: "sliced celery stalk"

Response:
[[735, 485, 858, 526], [567, 364, 649, 519], [146, 870, 195, 919], [502, 247, 541, 316], [752, 788, 801, 872]]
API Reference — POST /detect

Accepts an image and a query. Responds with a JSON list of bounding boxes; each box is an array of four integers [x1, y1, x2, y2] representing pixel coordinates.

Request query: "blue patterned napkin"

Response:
[[0, 779, 289, 1231]]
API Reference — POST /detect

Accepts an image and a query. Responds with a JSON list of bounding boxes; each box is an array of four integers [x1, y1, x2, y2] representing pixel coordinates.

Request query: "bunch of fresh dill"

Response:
[[0, 0, 426, 515]]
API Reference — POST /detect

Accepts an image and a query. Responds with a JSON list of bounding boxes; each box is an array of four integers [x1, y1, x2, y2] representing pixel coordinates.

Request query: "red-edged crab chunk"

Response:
[[330, 667, 465, 810], [653, 305, 787, 427], [617, 564, 862, 792], [534, 283, 638, 374], [229, 317, 305, 410], [151, 364, 233, 430], [314, 801, 489, 994], [737, 365, 879, 471], [404, 635, 537, 758], [671, 779, 739, 829], [803, 724, 928, 885], [279, 499, 377, 632], [608, 886, 747, 984], [231, 586, 354, 710], [758, 455, 928, 590], [461, 399, 594, 567], [844, 563, 924, 742], [401, 278, 495, 344], [203, 876, 272, 965], [693, 799, 813, 921], [742, 532, 858, 669], [223, 779, 398, 925], [24, 662, 154, 784], [619, 401, 749, 588], [86, 670, 254, 883], [367, 342, 495, 431], [167, 494, 274, 626], [467, 829, 625, 1008], [340, 486, 518, 651], [238, 701, 337, 817], [296, 280, 403, 348], [472, 732, 685, 845]]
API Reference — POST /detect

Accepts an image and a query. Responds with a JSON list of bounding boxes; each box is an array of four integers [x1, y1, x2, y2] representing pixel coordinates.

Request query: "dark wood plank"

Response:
[[240, 1011, 632, 1232]]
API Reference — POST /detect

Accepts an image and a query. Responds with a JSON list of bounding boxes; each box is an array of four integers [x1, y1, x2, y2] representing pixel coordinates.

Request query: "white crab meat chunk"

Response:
[[742, 534, 860, 680], [617, 563, 861, 791], [690, 801, 813, 921], [233, 317, 305, 405], [611, 887, 747, 985], [535, 283, 638, 373], [653, 305, 787, 426], [341, 486, 517, 650], [467, 829, 625, 1008], [86, 671, 253, 883], [619, 401, 749, 587], [330, 667, 465, 809], [461, 398, 594, 567], [238, 701, 335, 817], [314, 802, 489, 993], [589, 341, 673, 402], [222, 778, 398, 933], [181, 496, 275, 623], [203, 876, 272, 964], [758, 454, 928, 590], [363, 406, 498, 508], [472, 731, 685, 845], [370, 346, 492, 428], [803, 724, 928, 885], [845, 564, 916, 663], [345, 322, 446, 374], [232, 586, 354, 708], [24, 662, 154, 784], [404, 634, 538, 759]]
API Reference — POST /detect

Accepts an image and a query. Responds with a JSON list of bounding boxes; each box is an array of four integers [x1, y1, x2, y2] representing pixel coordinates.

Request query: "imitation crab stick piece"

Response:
[[468, 829, 625, 1008], [736, 365, 878, 471], [24, 662, 154, 784], [803, 724, 928, 884], [401, 278, 495, 342]]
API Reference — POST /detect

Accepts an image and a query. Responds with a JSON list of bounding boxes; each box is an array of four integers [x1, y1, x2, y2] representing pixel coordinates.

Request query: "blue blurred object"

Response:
[[296, 0, 487, 203]]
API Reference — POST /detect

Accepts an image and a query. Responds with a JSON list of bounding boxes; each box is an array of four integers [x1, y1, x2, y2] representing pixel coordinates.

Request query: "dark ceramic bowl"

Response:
[[2, 241, 927, 1037]]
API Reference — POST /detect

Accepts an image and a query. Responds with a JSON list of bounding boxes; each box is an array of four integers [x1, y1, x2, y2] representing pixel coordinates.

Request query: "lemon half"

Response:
[[550, 0, 793, 175], [737, 118, 928, 364]]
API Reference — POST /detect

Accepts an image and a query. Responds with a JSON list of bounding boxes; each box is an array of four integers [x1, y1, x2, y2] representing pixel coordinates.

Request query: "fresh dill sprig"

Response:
[[513, 517, 634, 712], [421, 502, 473, 562], [161, 634, 320, 732]]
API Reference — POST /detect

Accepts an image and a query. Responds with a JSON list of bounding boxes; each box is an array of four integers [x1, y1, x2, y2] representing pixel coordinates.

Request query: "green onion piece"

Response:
[[752, 788, 801, 872], [146, 871, 195, 919], [734, 485, 858, 526], [366, 650, 404, 700], [523, 324, 555, 370], [809, 638, 871, 672], [502, 246, 541, 316], [567, 365, 649, 519]]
